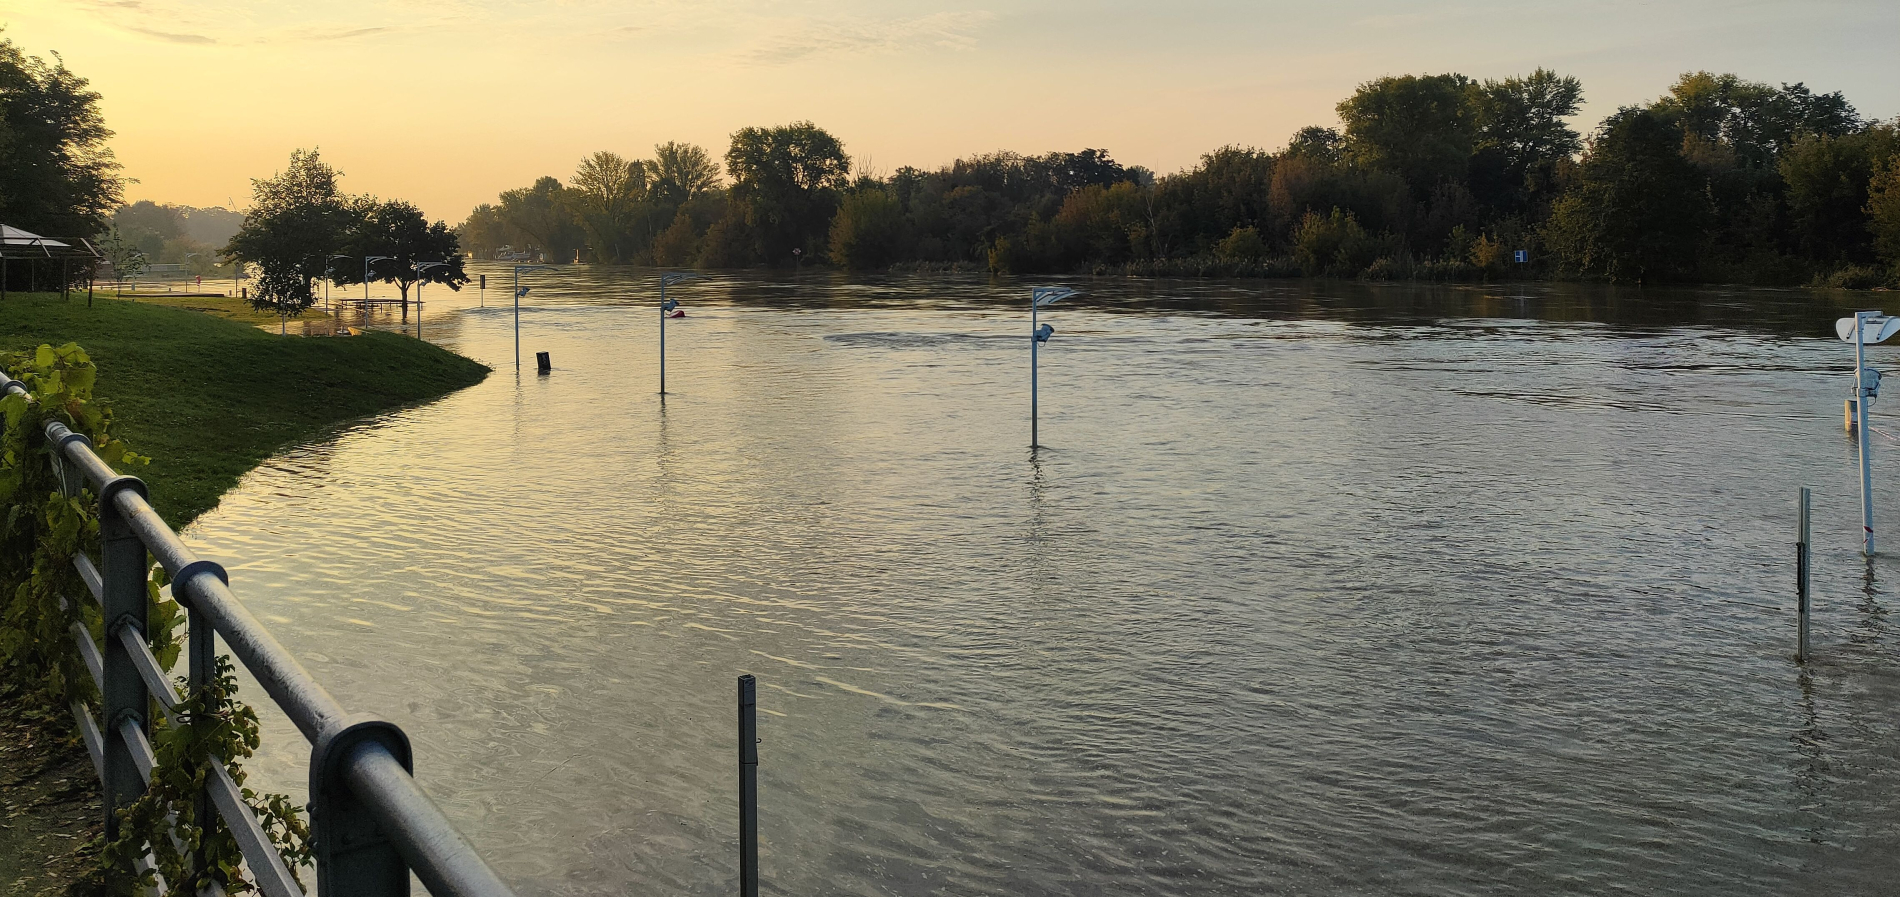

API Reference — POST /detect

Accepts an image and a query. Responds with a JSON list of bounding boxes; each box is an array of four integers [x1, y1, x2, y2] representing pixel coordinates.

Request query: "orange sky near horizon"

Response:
[[6, 0, 1898, 225]]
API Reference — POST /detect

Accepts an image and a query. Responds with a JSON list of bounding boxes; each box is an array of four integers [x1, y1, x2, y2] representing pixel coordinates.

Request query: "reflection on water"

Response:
[[186, 267, 1900, 895]]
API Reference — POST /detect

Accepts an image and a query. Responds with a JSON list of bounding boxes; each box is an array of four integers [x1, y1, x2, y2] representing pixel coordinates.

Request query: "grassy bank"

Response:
[[0, 291, 487, 893], [0, 291, 488, 527]]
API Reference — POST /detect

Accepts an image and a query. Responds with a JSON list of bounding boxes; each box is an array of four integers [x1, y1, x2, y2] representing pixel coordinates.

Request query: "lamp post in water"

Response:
[[1838, 311, 1900, 555], [411, 261, 450, 339], [1030, 286, 1076, 449], [363, 255, 393, 305], [658, 272, 703, 394], [513, 264, 556, 370]]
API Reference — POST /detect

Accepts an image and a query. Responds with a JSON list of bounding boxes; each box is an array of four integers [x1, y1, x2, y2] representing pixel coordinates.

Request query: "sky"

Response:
[[5, 0, 1899, 223]]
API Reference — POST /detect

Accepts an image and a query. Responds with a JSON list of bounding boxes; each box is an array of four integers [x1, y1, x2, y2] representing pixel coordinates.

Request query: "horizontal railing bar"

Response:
[[118, 624, 183, 718], [44, 420, 118, 488], [110, 488, 348, 743], [73, 621, 104, 694], [72, 701, 105, 784], [343, 742, 515, 897], [76, 553, 104, 604]]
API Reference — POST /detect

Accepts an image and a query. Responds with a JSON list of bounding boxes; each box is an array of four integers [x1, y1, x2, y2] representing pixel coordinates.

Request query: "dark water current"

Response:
[[186, 267, 1900, 895]]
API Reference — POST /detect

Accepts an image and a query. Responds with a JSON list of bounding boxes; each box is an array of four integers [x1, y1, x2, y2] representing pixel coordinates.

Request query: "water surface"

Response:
[[186, 269, 1900, 895]]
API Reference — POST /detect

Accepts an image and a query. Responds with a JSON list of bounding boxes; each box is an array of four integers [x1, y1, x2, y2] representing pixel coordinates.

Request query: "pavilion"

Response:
[[1, 224, 104, 301]]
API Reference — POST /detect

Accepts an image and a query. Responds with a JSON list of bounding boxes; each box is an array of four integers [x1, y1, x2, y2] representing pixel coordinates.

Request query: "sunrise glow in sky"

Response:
[[6, 0, 1898, 223]]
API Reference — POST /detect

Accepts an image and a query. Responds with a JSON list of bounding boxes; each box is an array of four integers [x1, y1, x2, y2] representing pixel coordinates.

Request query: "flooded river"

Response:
[[185, 267, 1900, 895]]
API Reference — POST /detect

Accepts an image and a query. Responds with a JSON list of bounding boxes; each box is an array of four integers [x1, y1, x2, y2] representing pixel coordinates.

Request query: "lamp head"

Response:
[[661, 298, 679, 312], [1035, 323, 1055, 343], [1032, 286, 1076, 308]]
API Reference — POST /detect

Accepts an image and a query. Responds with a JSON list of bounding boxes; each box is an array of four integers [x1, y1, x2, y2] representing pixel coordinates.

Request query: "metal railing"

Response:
[[1, 371, 515, 897]]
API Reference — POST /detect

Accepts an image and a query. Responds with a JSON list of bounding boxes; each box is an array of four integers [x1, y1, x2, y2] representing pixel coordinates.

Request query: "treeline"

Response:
[[462, 70, 1900, 286]]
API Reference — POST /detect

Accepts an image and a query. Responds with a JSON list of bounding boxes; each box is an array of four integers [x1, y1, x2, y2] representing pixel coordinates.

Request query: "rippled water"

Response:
[[181, 267, 1900, 895]]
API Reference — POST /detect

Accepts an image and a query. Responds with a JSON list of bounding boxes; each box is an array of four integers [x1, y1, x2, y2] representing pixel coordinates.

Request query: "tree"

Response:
[[1337, 74, 1477, 196], [112, 201, 184, 257], [651, 142, 722, 207], [96, 228, 145, 293], [1780, 126, 1900, 264], [828, 189, 905, 270], [725, 121, 852, 263], [567, 151, 650, 263], [1544, 107, 1710, 281], [1470, 69, 1583, 211], [342, 199, 467, 309], [1656, 72, 1861, 168], [497, 176, 585, 263], [1284, 127, 1344, 163], [0, 37, 122, 239], [1869, 159, 1900, 269], [225, 148, 355, 315]]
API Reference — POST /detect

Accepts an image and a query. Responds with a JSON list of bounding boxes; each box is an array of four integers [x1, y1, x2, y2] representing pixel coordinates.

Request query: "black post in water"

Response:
[[1798, 487, 1812, 663], [739, 674, 759, 897]]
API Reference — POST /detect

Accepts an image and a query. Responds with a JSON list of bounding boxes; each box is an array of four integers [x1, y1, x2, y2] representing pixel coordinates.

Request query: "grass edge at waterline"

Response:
[[0, 291, 489, 527]]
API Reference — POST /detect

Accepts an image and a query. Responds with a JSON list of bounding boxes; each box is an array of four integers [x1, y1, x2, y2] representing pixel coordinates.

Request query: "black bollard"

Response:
[[738, 675, 758, 897], [536, 351, 551, 374], [1798, 487, 1811, 662]]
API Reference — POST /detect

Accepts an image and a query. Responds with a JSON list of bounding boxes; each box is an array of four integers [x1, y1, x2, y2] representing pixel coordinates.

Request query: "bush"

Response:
[[828, 189, 906, 270]]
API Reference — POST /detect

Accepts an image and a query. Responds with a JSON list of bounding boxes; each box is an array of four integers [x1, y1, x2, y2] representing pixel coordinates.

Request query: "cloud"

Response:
[[301, 26, 397, 41], [123, 25, 217, 44], [738, 11, 994, 65]]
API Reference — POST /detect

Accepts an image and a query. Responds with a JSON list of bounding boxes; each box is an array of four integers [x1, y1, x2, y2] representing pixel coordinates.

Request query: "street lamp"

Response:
[[412, 261, 450, 340], [1838, 311, 1900, 555], [513, 264, 556, 370], [1030, 286, 1076, 449], [658, 272, 703, 394], [364, 255, 394, 306]]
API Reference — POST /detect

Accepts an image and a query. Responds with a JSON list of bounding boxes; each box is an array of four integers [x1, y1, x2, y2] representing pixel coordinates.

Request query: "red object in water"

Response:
[[669, 310, 685, 318]]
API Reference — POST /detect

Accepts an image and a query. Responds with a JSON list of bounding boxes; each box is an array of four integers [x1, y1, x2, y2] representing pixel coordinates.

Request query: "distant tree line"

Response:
[[464, 70, 1900, 286]]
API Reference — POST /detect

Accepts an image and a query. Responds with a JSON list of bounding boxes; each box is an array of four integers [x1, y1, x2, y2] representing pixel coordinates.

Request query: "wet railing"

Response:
[[1, 371, 514, 897]]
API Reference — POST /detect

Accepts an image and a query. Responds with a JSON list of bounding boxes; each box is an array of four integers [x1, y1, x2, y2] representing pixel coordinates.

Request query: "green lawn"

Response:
[[0, 291, 489, 527]]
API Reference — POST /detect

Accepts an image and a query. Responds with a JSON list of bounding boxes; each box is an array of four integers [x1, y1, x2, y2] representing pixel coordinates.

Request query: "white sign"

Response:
[[1836, 315, 1900, 344]]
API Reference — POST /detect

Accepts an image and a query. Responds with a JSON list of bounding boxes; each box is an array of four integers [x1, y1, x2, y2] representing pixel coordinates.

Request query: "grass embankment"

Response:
[[0, 291, 487, 527], [0, 291, 488, 895]]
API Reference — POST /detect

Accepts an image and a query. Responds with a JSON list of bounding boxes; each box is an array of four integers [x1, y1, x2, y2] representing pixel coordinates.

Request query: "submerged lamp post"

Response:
[[1838, 311, 1900, 555], [658, 272, 704, 394], [1030, 286, 1076, 448], [513, 264, 556, 370], [412, 261, 449, 339], [363, 255, 394, 306]]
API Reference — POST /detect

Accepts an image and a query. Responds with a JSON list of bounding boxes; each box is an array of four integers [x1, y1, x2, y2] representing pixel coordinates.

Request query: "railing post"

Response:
[[98, 475, 151, 839], [738, 675, 758, 897], [311, 715, 415, 896]]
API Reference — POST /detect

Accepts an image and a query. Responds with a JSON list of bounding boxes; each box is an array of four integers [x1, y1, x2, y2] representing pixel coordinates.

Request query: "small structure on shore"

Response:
[[1, 224, 103, 302]]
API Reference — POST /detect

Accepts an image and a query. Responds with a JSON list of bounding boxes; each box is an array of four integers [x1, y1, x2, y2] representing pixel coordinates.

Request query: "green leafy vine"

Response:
[[1, 343, 310, 894]]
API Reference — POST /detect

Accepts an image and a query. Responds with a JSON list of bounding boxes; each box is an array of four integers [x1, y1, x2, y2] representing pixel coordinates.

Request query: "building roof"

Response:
[[0, 224, 99, 259]]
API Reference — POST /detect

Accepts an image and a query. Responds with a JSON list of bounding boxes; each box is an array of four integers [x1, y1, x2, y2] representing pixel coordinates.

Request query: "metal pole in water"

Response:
[[660, 280, 668, 395], [1798, 486, 1811, 663], [738, 675, 758, 897], [514, 268, 521, 371], [1857, 313, 1875, 555], [1030, 300, 1039, 449]]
